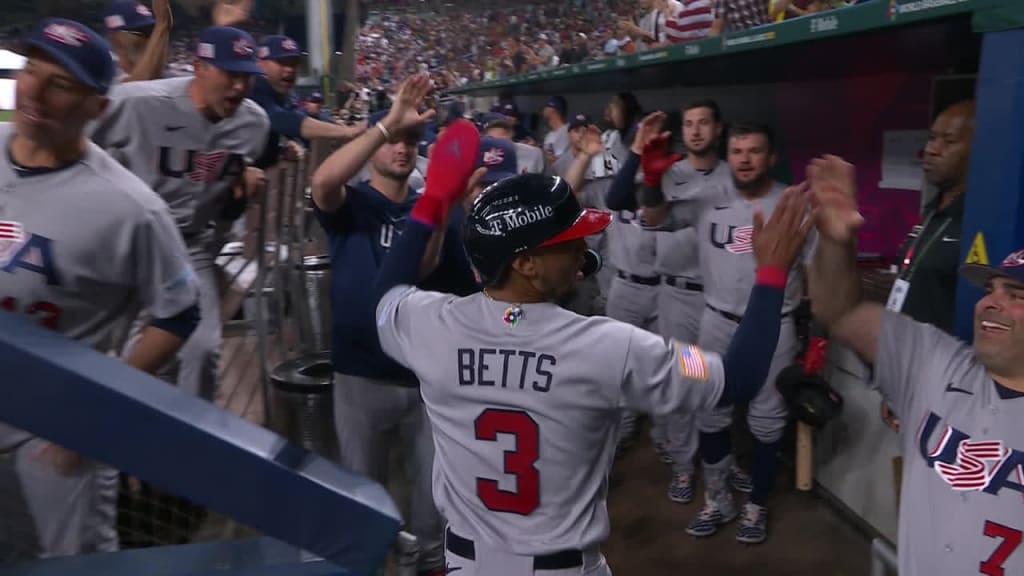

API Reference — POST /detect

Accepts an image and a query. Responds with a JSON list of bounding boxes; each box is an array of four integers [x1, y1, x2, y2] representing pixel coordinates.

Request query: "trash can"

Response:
[[269, 352, 338, 459], [294, 255, 332, 353]]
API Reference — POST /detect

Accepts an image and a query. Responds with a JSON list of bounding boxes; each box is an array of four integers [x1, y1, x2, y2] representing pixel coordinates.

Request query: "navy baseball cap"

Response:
[[481, 112, 512, 129], [961, 248, 1024, 288], [568, 113, 591, 130], [103, 0, 155, 31], [492, 102, 518, 118], [545, 95, 567, 116], [258, 35, 302, 61], [308, 91, 323, 103], [477, 136, 519, 184], [196, 26, 262, 74], [24, 19, 116, 95]]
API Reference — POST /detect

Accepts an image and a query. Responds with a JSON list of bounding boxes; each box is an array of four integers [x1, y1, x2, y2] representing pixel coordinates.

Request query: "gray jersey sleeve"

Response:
[[134, 204, 199, 319], [874, 310, 962, 418], [376, 285, 452, 368], [620, 328, 725, 417], [659, 172, 724, 232]]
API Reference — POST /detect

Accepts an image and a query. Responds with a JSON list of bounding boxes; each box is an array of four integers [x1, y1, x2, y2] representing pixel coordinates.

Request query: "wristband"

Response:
[[755, 266, 788, 289], [410, 194, 447, 228], [376, 122, 391, 140]]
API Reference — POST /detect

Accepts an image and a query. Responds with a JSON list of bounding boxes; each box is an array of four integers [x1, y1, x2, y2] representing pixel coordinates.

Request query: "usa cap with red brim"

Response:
[[539, 208, 612, 247], [961, 248, 1024, 287]]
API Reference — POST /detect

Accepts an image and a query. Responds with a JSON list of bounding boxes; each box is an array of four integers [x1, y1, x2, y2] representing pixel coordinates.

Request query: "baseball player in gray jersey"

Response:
[[553, 114, 617, 317], [601, 98, 662, 455], [653, 100, 736, 504], [809, 155, 1024, 576], [371, 112, 812, 573], [631, 118, 817, 544], [89, 25, 269, 401], [481, 114, 546, 176], [0, 19, 198, 560]]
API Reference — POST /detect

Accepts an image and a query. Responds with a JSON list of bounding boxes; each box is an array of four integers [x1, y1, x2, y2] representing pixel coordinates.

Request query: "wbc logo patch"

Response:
[[0, 220, 27, 267]]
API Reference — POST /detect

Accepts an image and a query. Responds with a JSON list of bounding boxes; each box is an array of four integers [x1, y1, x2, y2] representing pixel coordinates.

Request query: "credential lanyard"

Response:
[[899, 212, 951, 280]]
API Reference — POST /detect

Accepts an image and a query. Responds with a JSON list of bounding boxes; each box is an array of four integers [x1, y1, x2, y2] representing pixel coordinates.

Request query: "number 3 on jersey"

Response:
[[474, 409, 540, 516]]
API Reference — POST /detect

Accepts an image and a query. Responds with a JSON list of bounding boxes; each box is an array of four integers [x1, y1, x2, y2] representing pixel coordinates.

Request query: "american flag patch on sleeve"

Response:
[[676, 343, 708, 381]]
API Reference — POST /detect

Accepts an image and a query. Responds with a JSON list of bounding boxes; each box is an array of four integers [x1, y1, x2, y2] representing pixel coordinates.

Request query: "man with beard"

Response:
[[614, 118, 817, 544], [309, 73, 477, 576], [651, 100, 750, 505], [250, 35, 366, 169]]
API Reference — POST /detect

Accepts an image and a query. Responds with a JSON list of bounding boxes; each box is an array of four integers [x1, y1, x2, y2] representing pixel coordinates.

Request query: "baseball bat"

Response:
[[796, 421, 813, 491]]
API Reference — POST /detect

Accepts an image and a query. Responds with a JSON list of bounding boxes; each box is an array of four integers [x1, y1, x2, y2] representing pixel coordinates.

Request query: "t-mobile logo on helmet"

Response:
[[490, 204, 554, 233]]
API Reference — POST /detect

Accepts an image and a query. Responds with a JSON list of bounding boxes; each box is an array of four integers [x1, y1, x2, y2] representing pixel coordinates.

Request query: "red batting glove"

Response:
[[411, 119, 480, 227], [640, 135, 682, 188], [803, 336, 829, 376]]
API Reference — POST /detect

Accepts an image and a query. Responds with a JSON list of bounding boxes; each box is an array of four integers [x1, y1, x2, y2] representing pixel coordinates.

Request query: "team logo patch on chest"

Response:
[[0, 220, 27, 267]]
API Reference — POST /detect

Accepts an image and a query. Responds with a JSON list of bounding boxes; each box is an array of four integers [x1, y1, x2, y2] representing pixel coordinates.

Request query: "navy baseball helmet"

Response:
[[464, 174, 612, 285]]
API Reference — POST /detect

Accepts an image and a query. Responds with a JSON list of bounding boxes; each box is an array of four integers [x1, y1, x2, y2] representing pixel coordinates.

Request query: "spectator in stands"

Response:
[[103, 0, 173, 83], [542, 95, 571, 164], [620, 0, 683, 49], [666, 0, 716, 42], [709, 0, 771, 35], [880, 99, 975, 432], [250, 35, 366, 169]]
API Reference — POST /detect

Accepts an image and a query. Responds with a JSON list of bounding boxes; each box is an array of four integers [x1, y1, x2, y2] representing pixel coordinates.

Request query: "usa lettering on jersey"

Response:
[[918, 411, 1024, 496], [710, 223, 753, 254], [158, 148, 246, 183]]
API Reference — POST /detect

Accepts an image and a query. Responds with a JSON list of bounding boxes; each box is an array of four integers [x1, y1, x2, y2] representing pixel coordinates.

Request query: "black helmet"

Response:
[[464, 173, 612, 285]]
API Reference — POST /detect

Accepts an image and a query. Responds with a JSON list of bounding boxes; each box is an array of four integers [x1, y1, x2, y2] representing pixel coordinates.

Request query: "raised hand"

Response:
[[581, 125, 604, 157], [631, 111, 670, 154], [640, 132, 682, 187], [752, 182, 814, 270], [383, 73, 436, 135], [212, 0, 252, 26], [807, 155, 863, 244]]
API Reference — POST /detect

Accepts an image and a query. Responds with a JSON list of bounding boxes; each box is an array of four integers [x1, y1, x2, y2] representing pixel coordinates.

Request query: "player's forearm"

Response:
[[299, 117, 361, 141], [310, 124, 387, 212], [124, 21, 170, 83], [125, 327, 186, 374], [809, 236, 861, 328], [717, 268, 787, 407], [564, 152, 593, 195], [419, 223, 447, 280], [606, 152, 640, 211], [375, 218, 435, 305]]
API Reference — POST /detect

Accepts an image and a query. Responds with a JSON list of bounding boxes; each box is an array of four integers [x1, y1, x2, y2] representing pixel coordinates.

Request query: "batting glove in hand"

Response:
[[640, 134, 682, 188], [412, 118, 480, 227]]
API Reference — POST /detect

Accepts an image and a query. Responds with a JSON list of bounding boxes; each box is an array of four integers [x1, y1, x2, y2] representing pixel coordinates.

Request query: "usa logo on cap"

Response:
[[282, 38, 298, 51], [482, 147, 505, 167], [1003, 250, 1024, 268], [136, 4, 152, 16], [44, 22, 90, 47], [233, 38, 253, 56], [257, 46, 270, 58]]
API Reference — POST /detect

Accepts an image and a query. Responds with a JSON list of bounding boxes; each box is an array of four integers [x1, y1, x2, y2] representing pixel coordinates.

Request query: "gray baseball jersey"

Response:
[[663, 180, 815, 315], [876, 311, 1024, 576], [514, 143, 545, 175], [654, 159, 731, 278], [543, 125, 570, 160], [602, 130, 656, 277], [376, 286, 725, 554], [89, 77, 270, 242], [0, 122, 198, 451]]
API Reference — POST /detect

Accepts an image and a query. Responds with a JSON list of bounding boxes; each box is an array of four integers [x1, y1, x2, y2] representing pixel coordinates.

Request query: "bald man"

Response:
[[881, 99, 974, 432]]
